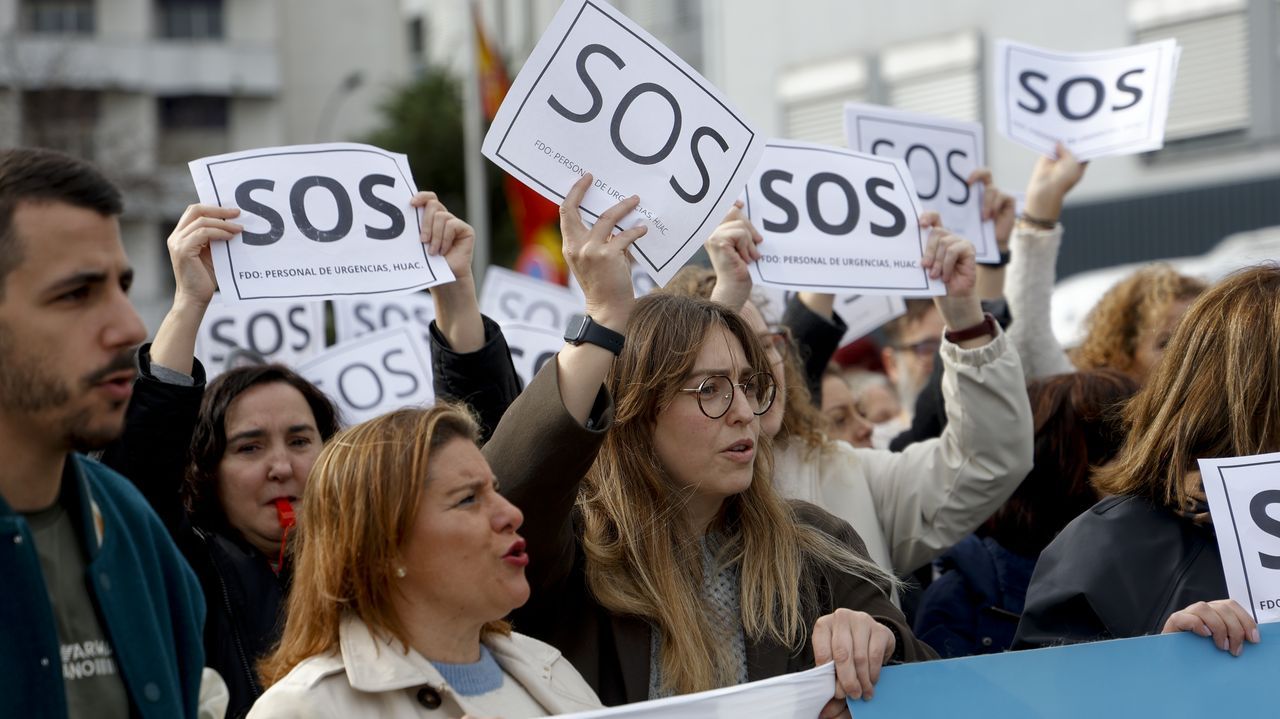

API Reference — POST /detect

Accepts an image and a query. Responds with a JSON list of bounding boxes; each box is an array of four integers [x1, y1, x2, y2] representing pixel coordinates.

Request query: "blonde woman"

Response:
[[482, 175, 936, 719], [249, 405, 602, 718], [1014, 265, 1279, 653]]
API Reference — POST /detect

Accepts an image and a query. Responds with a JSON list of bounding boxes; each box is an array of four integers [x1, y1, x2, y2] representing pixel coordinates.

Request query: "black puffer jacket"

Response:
[[100, 347, 287, 719], [1012, 494, 1227, 649]]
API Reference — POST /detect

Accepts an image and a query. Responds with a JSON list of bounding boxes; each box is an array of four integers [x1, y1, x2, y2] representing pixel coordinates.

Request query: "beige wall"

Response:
[[277, 0, 409, 143]]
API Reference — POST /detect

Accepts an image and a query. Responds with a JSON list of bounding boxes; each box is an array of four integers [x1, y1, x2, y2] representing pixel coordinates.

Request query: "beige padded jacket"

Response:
[[772, 329, 1034, 578], [247, 615, 602, 718]]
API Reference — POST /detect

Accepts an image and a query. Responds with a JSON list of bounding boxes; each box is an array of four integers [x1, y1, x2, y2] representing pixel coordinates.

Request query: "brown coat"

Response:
[[484, 363, 937, 707]]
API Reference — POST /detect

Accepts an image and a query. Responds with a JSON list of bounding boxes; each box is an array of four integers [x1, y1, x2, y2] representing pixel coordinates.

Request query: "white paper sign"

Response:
[[297, 326, 434, 425], [332, 293, 436, 347], [188, 142, 455, 302], [194, 293, 327, 378], [744, 140, 942, 297], [994, 39, 1180, 160], [480, 266, 584, 333], [481, 0, 764, 287], [501, 324, 565, 387], [1199, 452, 1280, 625], [755, 288, 908, 346], [844, 103, 997, 263], [556, 662, 834, 719]]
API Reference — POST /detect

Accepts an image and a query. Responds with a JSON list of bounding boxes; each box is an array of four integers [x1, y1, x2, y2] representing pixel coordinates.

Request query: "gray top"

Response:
[[647, 534, 748, 699]]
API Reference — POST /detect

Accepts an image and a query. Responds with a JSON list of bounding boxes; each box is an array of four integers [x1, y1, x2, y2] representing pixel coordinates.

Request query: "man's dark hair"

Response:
[[0, 147, 124, 296]]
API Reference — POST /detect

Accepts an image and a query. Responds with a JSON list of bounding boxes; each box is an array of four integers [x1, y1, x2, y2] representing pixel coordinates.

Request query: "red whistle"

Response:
[[274, 498, 295, 573], [274, 498, 296, 529]]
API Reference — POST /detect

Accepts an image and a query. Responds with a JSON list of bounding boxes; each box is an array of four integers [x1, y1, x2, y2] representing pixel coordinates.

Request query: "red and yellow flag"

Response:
[[474, 5, 567, 284]]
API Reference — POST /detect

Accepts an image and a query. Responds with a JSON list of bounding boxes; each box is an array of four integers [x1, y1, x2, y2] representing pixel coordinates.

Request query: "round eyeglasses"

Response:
[[678, 372, 778, 419]]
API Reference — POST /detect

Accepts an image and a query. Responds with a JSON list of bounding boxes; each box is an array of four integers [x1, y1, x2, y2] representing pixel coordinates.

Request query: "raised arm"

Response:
[[101, 204, 241, 530], [857, 217, 1035, 574], [1006, 142, 1086, 379], [702, 203, 846, 404], [416, 192, 521, 441], [487, 173, 643, 591], [782, 293, 846, 406], [704, 199, 760, 312], [970, 168, 1017, 302]]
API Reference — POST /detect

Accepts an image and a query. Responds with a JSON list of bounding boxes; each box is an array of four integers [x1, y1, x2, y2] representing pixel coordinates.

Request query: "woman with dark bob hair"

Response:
[[248, 404, 602, 718], [1013, 264, 1280, 656]]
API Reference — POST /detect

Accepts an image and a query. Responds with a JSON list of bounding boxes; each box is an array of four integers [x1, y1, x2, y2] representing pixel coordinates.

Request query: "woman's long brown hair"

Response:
[[581, 293, 893, 696], [1092, 265, 1280, 511]]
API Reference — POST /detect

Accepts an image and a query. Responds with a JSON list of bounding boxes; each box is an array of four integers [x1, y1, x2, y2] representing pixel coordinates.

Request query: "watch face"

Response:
[[570, 315, 589, 339]]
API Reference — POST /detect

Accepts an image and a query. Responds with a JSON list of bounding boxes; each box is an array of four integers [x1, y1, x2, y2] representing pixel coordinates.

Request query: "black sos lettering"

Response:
[[235, 174, 405, 246], [757, 171, 906, 237], [547, 44, 729, 204], [324, 348, 422, 411], [208, 307, 313, 363], [1016, 69, 1145, 121], [498, 292, 565, 328], [1250, 489, 1280, 570], [352, 301, 434, 346], [508, 345, 558, 381], [869, 141, 970, 205]]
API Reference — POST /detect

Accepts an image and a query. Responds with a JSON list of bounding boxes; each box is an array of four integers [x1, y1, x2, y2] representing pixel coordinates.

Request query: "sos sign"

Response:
[[502, 324, 566, 387], [298, 326, 434, 426], [479, 266, 584, 334], [995, 38, 1181, 160], [1200, 453, 1280, 625], [189, 143, 453, 302], [482, 0, 764, 287], [844, 103, 997, 263], [333, 293, 437, 347], [194, 296, 327, 378], [743, 141, 942, 297]]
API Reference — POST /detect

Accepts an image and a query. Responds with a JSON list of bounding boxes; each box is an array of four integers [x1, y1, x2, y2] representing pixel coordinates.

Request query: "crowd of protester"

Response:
[[0, 137, 1270, 719]]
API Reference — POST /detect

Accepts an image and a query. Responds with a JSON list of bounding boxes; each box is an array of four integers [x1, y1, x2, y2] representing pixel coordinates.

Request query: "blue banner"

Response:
[[852, 624, 1280, 716]]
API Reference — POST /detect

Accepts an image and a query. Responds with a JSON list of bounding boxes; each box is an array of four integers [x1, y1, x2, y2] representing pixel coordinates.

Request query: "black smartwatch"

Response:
[[564, 314, 625, 356]]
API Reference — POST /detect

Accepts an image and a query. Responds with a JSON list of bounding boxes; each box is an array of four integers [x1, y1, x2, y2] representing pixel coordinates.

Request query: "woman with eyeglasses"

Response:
[[481, 174, 935, 718], [664, 204, 1035, 583]]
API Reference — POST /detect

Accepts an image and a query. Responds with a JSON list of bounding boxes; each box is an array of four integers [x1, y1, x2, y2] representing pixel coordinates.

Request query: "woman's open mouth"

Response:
[[503, 538, 529, 568]]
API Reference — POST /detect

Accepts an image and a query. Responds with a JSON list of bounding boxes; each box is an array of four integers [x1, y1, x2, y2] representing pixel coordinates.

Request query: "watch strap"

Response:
[[564, 314, 625, 356], [944, 312, 998, 344]]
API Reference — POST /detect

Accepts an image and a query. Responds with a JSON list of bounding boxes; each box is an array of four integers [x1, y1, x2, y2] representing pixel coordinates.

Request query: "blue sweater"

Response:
[[0, 454, 206, 718]]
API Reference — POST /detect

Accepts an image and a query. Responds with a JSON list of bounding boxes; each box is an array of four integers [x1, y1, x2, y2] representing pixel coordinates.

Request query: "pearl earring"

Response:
[[395, 566, 407, 579]]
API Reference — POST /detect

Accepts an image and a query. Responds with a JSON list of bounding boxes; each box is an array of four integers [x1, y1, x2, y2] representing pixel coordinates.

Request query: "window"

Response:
[[155, 0, 224, 40], [22, 90, 99, 159], [158, 96, 230, 165], [407, 16, 427, 74], [19, 0, 94, 35], [777, 33, 983, 147], [881, 32, 982, 123], [1132, 0, 1251, 141], [778, 58, 869, 146]]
